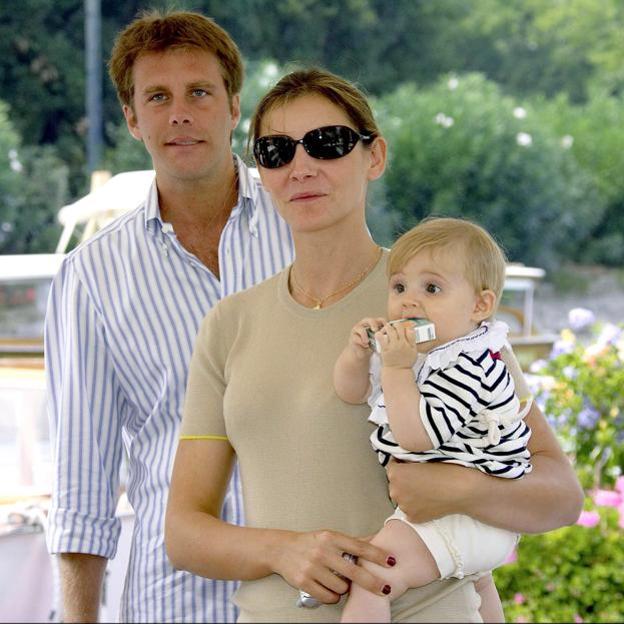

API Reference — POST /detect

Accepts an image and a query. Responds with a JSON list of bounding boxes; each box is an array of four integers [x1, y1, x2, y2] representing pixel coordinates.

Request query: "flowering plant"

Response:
[[495, 310, 624, 622], [495, 481, 624, 622], [530, 310, 624, 489]]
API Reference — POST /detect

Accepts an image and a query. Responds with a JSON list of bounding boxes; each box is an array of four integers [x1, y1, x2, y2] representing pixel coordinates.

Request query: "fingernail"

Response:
[[382, 584, 391, 595], [386, 556, 396, 567]]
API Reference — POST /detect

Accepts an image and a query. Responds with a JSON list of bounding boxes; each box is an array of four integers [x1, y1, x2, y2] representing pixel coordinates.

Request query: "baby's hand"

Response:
[[377, 320, 419, 369], [350, 317, 386, 356]]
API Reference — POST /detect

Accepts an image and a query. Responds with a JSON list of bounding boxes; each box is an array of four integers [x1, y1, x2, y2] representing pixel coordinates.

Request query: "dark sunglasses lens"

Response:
[[305, 126, 359, 160], [254, 136, 296, 169]]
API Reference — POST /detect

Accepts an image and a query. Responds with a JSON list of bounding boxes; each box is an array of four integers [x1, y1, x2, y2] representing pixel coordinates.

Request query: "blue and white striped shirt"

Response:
[[45, 156, 294, 623]]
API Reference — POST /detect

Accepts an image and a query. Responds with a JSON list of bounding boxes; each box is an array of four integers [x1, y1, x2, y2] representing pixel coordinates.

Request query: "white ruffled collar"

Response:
[[417, 320, 510, 383]]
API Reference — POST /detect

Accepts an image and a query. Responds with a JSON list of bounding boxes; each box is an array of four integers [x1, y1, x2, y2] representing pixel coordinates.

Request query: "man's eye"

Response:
[[192, 88, 208, 97], [148, 93, 167, 102], [425, 283, 441, 294]]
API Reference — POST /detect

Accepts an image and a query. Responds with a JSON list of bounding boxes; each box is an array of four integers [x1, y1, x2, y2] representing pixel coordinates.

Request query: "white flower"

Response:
[[516, 132, 533, 147], [561, 135, 574, 149], [448, 76, 459, 90], [513, 107, 527, 119], [434, 113, 454, 128], [8, 148, 23, 172]]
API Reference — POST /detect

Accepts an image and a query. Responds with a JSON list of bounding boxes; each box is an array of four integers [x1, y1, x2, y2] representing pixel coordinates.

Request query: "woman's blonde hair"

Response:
[[249, 67, 380, 149], [389, 216, 508, 305], [108, 9, 243, 108]]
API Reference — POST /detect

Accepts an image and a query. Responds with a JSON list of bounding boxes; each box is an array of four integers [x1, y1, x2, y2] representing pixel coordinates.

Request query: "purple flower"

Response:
[[550, 338, 575, 358], [577, 403, 600, 429], [576, 510, 600, 527], [596, 323, 622, 346], [568, 307, 595, 331], [592, 489, 622, 507]]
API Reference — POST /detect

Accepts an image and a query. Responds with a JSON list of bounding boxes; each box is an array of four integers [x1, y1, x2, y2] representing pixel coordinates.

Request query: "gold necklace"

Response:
[[290, 246, 382, 309]]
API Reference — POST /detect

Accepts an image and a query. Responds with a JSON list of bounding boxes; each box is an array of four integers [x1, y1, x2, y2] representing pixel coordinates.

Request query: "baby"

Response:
[[334, 216, 532, 622]]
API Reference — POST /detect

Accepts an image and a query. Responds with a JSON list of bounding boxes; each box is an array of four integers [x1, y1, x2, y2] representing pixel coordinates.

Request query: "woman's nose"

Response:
[[289, 144, 317, 181]]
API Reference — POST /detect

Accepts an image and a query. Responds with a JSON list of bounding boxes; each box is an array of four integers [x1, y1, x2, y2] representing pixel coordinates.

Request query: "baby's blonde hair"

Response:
[[388, 216, 507, 310]]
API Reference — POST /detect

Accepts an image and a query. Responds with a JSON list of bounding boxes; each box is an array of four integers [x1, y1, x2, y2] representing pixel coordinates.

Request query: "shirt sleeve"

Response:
[[45, 258, 124, 559], [179, 302, 230, 440]]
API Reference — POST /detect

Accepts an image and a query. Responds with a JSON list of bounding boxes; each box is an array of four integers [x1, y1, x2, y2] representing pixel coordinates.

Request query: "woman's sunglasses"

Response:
[[253, 125, 373, 169]]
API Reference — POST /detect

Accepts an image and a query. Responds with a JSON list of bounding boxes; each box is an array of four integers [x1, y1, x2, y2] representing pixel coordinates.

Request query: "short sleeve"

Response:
[[180, 302, 231, 439]]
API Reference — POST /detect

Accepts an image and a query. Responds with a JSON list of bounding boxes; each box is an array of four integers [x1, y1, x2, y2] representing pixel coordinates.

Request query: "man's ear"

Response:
[[230, 94, 241, 130], [472, 289, 497, 322], [123, 105, 142, 141]]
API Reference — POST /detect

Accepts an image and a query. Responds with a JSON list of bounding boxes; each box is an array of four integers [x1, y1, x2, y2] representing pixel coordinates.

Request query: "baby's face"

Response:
[[386, 248, 485, 349]]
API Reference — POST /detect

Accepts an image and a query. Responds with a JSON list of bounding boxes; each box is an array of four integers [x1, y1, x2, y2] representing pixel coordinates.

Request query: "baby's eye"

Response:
[[425, 283, 441, 294], [392, 282, 405, 294]]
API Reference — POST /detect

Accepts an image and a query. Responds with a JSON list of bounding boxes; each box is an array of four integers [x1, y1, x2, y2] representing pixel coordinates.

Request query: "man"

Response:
[[45, 10, 293, 622]]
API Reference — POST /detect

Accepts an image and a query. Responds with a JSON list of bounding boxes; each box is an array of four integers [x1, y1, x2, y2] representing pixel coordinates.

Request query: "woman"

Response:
[[165, 68, 583, 623]]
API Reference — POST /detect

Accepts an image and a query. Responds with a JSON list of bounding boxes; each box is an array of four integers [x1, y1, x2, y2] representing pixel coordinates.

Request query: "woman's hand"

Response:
[[273, 529, 396, 604], [386, 459, 475, 523]]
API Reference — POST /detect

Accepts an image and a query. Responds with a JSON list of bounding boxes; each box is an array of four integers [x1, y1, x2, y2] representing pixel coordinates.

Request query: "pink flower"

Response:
[[503, 548, 517, 565], [615, 476, 624, 494], [515, 617, 528, 623], [593, 489, 622, 507], [576, 510, 600, 527], [618, 505, 624, 530], [574, 615, 584, 623], [514, 592, 525, 605]]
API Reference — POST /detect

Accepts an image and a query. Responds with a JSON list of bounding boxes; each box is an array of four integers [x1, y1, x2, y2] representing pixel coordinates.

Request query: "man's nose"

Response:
[[169, 101, 193, 125]]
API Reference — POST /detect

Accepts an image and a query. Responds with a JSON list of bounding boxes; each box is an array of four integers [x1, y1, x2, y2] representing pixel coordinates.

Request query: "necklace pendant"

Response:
[[313, 303, 322, 310]]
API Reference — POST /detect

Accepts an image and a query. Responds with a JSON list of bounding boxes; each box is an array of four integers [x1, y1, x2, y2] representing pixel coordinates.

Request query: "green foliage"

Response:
[[532, 90, 624, 265], [0, 100, 68, 253], [102, 120, 152, 174], [494, 500, 624, 623], [533, 320, 624, 489], [376, 73, 604, 268], [0, 101, 23, 247]]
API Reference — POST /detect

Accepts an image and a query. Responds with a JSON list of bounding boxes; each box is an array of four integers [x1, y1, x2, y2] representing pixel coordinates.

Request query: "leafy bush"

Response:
[[375, 73, 605, 269], [532, 90, 624, 266], [495, 489, 624, 623]]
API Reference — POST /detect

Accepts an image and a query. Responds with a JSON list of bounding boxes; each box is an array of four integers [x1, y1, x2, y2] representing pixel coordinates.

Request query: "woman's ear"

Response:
[[472, 289, 497, 322], [366, 136, 387, 181]]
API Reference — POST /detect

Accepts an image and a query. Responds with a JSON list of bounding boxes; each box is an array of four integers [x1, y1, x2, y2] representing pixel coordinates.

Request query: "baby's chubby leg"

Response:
[[341, 520, 440, 623]]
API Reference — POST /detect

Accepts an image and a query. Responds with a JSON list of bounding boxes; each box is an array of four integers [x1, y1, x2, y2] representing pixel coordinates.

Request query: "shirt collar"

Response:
[[144, 154, 262, 236]]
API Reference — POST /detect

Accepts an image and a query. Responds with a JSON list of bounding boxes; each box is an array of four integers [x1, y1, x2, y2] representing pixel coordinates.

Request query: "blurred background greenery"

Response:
[[1, 0, 623, 270]]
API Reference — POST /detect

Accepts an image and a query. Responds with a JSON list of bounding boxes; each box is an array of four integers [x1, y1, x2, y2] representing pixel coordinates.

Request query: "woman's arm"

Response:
[[386, 402, 584, 533], [165, 438, 396, 604]]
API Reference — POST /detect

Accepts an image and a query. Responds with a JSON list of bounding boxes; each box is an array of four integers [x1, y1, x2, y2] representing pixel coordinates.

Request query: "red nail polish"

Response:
[[386, 556, 396, 567], [382, 584, 391, 595]]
